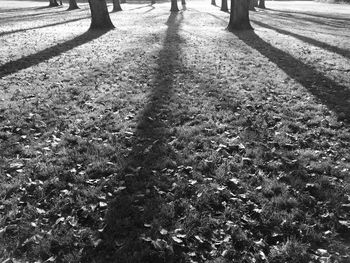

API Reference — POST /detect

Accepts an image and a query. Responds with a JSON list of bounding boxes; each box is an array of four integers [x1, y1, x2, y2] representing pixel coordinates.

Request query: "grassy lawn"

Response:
[[0, 0, 349, 262]]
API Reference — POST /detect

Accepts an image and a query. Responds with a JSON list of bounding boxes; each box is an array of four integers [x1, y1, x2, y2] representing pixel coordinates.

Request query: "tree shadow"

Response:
[[82, 12, 185, 263], [143, 5, 155, 13], [0, 16, 90, 37], [266, 8, 350, 22], [252, 19, 350, 59], [0, 9, 66, 22], [232, 30, 350, 123], [126, 3, 153, 10], [270, 12, 350, 28], [0, 6, 53, 13], [0, 29, 111, 80]]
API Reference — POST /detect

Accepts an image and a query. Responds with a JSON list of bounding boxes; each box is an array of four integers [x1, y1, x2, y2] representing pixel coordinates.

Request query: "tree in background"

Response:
[[258, 0, 265, 9], [211, 0, 216, 5], [49, 0, 59, 7], [112, 0, 122, 12], [67, 0, 79, 10], [88, 0, 115, 29], [182, 0, 186, 6], [227, 0, 252, 30], [249, 0, 258, 11], [171, 0, 179, 11], [121, 0, 126, 3], [221, 0, 228, 11]]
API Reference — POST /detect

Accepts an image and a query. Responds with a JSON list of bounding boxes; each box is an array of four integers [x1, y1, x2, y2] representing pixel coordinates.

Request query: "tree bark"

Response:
[[227, 0, 253, 31], [112, 0, 122, 12], [170, 0, 179, 12], [249, 0, 258, 11], [68, 0, 79, 10], [88, 0, 115, 30], [221, 0, 228, 11], [49, 0, 59, 7], [181, 0, 186, 5], [258, 0, 265, 8], [211, 0, 216, 5]]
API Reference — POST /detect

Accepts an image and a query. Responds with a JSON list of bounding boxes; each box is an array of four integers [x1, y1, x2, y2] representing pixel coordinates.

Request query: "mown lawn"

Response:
[[0, 0, 349, 262]]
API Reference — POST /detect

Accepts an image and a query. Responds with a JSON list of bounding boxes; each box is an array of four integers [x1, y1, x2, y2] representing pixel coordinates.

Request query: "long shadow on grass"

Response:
[[233, 30, 350, 123], [267, 8, 350, 22], [252, 20, 350, 59], [0, 8, 66, 22], [0, 29, 110, 80], [270, 12, 350, 28], [83, 12, 184, 263], [0, 15, 90, 37], [0, 6, 55, 13], [126, 4, 153, 10]]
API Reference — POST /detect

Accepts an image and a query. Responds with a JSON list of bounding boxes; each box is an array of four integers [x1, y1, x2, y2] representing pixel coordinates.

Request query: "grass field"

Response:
[[0, 0, 349, 262]]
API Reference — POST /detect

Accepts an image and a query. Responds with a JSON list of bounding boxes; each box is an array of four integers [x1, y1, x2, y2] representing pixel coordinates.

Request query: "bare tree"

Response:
[[249, 0, 258, 11], [88, 0, 115, 30], [258, 0, 265, 9], [67, 0, 79, 10], [221, 0, 228, 11], [49, 0, 59, 7], [112, 0, 122, 12], [170, 0, 179, 12], [227, 0, 252, 30]]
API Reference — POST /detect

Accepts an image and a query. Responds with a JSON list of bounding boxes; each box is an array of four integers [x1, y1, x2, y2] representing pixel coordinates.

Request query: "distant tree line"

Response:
[[47, 0, 259, 32]]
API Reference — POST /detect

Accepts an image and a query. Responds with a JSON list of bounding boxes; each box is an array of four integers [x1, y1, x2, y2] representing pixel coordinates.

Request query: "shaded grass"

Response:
[[0, 1, 350, 262]]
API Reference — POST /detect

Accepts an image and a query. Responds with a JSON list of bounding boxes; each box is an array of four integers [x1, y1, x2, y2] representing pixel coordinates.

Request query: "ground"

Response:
[[0, 0, 350, 262]]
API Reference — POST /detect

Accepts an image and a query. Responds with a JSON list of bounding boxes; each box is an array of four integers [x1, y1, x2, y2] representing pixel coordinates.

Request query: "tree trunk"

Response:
[[249, 0, 258, 11], [151, 0, 155, 4], [170, 0, 179, 12], [258, 0, 265, 8], [227, 0, 252, 31], [88, 0, 115, 30], [120, 0, 126, 3], [68, 0, 79, 10], [112, 0, 122, 12], [49, 0, 59, 7], [181, 0, 186, 5], [211, 0, 216, 5], [221, 0, 228, 11]]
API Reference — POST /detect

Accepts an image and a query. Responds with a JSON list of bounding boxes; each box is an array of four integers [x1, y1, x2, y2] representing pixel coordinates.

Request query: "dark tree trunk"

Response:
[[170, 0, 179, 12], [221, 0, 228, 11], [112, 0, 122, 12], [49, 0, 59, 7], [151, 0, 155, 4], [68, 0, 79, 10], [181, 0, 186, 5], [249, 0, 258, 11], [211, 0, 216, 5], [88, 0, 115, 30], [258, 0, 265, 8], [120, 0, 126, 3], [227, 0, 252, 31]]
